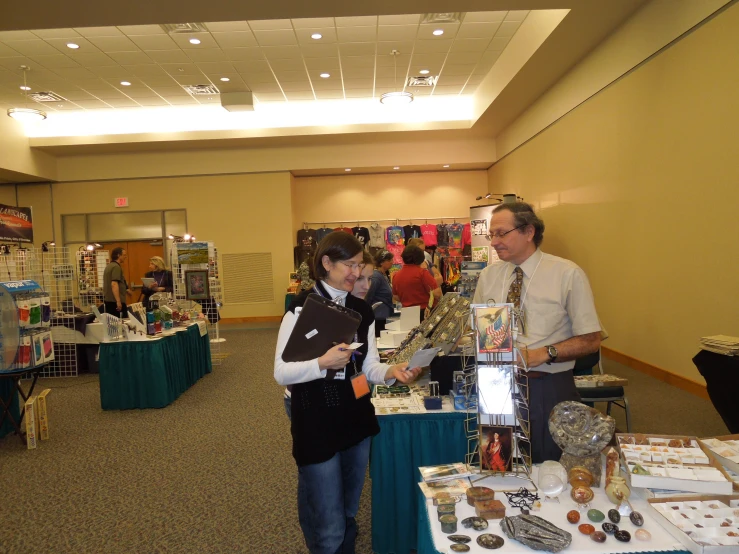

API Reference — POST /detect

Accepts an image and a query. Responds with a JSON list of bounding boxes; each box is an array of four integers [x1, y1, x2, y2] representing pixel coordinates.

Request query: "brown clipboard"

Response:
[[282, 294, 362, 363]]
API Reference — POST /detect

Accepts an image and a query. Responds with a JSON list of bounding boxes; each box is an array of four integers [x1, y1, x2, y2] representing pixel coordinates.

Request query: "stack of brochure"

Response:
[[700, 335, 739, 356], [419, 462, 473, 483]]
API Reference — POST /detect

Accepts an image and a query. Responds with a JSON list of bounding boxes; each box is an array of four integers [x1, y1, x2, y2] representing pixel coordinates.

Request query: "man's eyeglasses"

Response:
[[485, 224, 526, 241], [338, 261, 366, 272]]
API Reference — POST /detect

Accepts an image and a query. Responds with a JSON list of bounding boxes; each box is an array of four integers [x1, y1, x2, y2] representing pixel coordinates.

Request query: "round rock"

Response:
[[630, 511, 644, 526], [448, 535, 471, 544], [476, 534, 505, 550], [602, 522, 619, 534], [614, 530, 632, 543], [587, 509, 605, 522], [578, 524, 595, 535], [608, 509, 621, 523], [461, 517, 488, 531], [450, 545, 471, 553], [635, 529, 652, 541], [590, 531, 607, 543], [566, 510, 580, 524]]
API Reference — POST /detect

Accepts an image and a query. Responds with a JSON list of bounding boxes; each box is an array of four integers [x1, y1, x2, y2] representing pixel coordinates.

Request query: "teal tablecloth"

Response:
[[99, 324, 212, 410], [370, 411, 467, 554], [0, 377, 21, 439]]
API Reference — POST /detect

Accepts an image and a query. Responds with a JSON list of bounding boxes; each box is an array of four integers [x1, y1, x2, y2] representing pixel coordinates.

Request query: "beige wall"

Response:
[[487, 2, 739, 384], [0, 116, 56, 182], [292, 170, 486, 236], [50, 173, 294, 318]]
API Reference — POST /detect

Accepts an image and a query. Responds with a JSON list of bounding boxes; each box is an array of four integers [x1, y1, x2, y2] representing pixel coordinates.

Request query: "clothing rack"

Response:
[[302, 216, 469, 227]]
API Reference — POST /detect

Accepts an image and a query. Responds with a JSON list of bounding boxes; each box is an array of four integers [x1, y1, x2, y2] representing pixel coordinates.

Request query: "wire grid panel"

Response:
[[76, 250, 109, 309]]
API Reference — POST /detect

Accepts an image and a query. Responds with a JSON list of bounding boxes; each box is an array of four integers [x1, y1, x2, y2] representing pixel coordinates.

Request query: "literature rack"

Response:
[[466, 303, 533, 484]]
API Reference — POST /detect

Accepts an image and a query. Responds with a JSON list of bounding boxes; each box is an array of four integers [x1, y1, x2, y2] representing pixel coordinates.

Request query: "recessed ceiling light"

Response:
[[220, 77, 230, 82], [345, 168, 351, 172], [189, 38, 201, 45], [19, 86, 31, 91], [443, 164, 450, 168], [393, 166, 400, 170], [319, 73, 330, 78], [433, 29, 444, 36], [311, 33, 322, 40], [419, 69, 430, 75], [66, 43, 80, 49], [120, 81, 131, 86]]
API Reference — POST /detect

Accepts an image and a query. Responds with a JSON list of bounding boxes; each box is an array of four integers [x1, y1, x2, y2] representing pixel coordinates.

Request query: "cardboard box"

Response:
[[24, 395, 38, 450], [617, 433, 734, 495], [647, 493, 739, 553], [36, 388, 50, 440], [700, 434, 739, 481]]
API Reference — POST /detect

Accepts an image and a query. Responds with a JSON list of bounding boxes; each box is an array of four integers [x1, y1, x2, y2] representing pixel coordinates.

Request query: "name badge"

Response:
[[351, 372, 370, 399]]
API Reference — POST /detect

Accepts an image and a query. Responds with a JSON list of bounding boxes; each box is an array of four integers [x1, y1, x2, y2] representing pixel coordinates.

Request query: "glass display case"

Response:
[[0, 280, 54, 372]]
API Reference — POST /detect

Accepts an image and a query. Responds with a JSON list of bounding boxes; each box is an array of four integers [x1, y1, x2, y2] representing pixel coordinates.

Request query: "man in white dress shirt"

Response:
[[472, 202, 602, 463]]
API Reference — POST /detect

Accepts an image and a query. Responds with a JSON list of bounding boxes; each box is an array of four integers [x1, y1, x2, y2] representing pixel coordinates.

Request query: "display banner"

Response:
[[0, 203, 33, 243]]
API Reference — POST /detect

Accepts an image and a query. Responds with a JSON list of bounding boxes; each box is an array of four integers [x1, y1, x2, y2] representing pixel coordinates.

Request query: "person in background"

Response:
[[392, 245, 441, 320], [407, 237, 443, 286], [103, 247, 129, 318], [365, 250, 394, 336], [351, 251, 375, 300], [275, 232, 422, 554], [142, 255, 173, 310]]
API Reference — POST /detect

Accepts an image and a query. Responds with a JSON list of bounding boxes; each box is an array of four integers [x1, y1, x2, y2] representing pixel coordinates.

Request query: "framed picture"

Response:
[[185, 270, 210, 301], [475, 305, 513, 355], [288, 272, 298, 282], [479, 425, 513, 473]]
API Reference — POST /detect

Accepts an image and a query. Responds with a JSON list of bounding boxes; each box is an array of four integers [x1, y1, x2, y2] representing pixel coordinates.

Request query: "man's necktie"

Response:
[[506, 267, 524, 310]]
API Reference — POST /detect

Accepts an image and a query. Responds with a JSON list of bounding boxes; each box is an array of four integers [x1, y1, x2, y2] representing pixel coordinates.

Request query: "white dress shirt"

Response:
[[275, 280, 393, 387], [472, 249, 601, 374]]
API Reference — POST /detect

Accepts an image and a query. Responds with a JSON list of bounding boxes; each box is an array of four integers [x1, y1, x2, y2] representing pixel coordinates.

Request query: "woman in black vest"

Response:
[[275, 232, 421, 554]]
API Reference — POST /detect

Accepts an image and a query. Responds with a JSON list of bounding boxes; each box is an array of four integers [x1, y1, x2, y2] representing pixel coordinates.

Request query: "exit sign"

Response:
[[114, 197, 129, 208]]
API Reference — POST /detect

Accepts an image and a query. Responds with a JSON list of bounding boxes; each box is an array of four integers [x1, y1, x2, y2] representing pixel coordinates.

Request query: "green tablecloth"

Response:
[[370, 411, 467, 554], [99, 324, 212, 410], [0, 377, 21, 439]]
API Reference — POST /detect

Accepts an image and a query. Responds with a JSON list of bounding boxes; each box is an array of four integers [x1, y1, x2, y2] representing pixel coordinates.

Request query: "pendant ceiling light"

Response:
[[380, 50, 413, 105], [7, 66, 47, 123]]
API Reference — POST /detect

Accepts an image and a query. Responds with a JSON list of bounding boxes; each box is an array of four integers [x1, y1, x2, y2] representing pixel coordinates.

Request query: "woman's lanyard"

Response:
[[154, 271, 164, 287]]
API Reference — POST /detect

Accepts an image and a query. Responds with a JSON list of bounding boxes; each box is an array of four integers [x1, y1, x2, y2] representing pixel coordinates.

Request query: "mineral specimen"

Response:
[[461, 517, 488, 531], [448, 535, 471, 544], [587, 509, 605, 522], [607, 509, 621, 523], [590, 531, 607, 543], [566, 510, 580, 524], [476, 534, 505, 550], [629, 511, 644, 526], [500, 514, 573, 552]]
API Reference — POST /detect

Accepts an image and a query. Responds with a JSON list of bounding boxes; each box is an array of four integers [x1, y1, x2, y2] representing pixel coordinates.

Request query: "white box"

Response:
[[380, 330, 408, 347], [385, 305, 420, 331]]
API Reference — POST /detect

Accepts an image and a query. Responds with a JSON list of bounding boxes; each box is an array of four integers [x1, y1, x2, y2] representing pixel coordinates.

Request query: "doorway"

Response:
[[99, 241, 164, 303]]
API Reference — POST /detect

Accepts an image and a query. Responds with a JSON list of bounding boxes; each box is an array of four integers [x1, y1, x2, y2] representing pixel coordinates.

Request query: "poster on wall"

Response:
[[470, 204, 500, 263], [0, 203, 33, 243]]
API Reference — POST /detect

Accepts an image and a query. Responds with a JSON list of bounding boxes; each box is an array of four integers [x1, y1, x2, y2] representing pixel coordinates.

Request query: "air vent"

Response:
[[421, 13, 463, 24], [182, 84, 220, 96], [407, 76, 438, 87], [28, 91, 66, 103], [160, 23, 208, 34], [222, 253, 275, 304]]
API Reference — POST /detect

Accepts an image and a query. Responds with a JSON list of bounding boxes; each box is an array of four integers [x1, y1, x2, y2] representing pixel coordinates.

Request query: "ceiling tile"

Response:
[[53, 102, 84, 110], [0, 31, 37, 41], [170, 33, 219, 50], [376, 41, 414, 57], [337, 27, 376, 43], [31, 29, 82, 40], [74, 98, 113, 108], [4, 40, 60, 57], [440, 63, 477, 76], [88, 65, 133, 78], [376, 53, 410, 67], [185, 49, 227, 63], [379, 15, 421, 25], [107, 51, 152, 65], [479, 51, 501, 65], [221, 47, 264, 61], [166, 95, 198, 105], [315, 90, 344, 100], [248, 19, 293, 31], [466, 74, 485, 85], [463, 11, 506, 23], [488, 37, 511, 51], [31, 54, 81, 69], [303, 57, 339, 71], [136, 75, 179, 86], [496, 21, 524, 37], [87, 36, 139, 52], [0, 57, 33, 71], [128, 35, 178, 50], [70, 52, 116, 66], [505, 11, 529, 22], [473, 61, 495, 76], [170, 74, 201, 86], [52, 67, 98, 80], [267, 58, 304, 72], [239, 72, 277, 84], [81, 87, 127, 99], [136, 96, 170, 106], [248, 82, 281, 93], [261, 45, 301, 59], [301, 43, 339, 58], [104, 98, 139, 107], [342, 77, 373, 90], [445, 52, 482, 65], [0, 43, 21, 57], [232, 60, 271, 73], [296, 28, 337, 45], [341, 67, 374, 79], [215, 79, 248, 92], [253, 29, 298, 47], [436, 74, 470, 86], [122, 64, 169, 77], [338, 42, 375, 57], [374, 77, 400, 88], [345, 89, 372, 98], [118, 25, 166, 36], [340, 55, 375, 69], [310, 77, 343, 91], [272, 69, 309, 82], [377, 25, 418, 42], [335, 16, 377, 27], [279, 81, 312, 92], [285, 91, 315, 101], [212, 31, 258, 48], [113, 85, 157, 98], [74, 27, 124, 38], [291, 18, 335, 29], [457, 22, 501, 39], [410, 53, 446, 65], [418, 23, 459, 40], [53, 89, 96, 100], [194, 61, 235, 74], [433, 85, 463, 95], [205, 21, 250, 32], [253, 92, 285, 102], [147, 50, 190, 63], [413, 39, 453, 54], [159, 62, 203, 76]]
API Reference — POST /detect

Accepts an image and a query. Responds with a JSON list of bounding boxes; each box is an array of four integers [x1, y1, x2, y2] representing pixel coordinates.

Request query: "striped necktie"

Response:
[[506, 267, 524, 309]]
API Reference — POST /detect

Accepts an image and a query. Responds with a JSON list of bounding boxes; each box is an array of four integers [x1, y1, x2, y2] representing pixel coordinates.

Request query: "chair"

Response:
[[575, 347, 632, 432]]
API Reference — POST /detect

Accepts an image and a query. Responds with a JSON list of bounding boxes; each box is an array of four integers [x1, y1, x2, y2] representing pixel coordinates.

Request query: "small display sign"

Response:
[[114, 197, 129, 208]]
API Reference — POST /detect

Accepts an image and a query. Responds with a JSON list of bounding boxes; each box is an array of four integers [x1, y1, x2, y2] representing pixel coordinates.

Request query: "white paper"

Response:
[[407, 347, 441, 370]]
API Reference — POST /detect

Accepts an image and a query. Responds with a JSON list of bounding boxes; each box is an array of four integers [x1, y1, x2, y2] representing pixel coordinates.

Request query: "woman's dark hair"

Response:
[[494, 202, 545, 247], [401, 245, 425, 265], [111, 247, 124, 261], [374, 250, 393, 266], [310, 232, 364, 280]]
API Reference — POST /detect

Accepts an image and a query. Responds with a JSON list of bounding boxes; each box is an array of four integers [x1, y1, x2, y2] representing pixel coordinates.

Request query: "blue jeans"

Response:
[[298, 437, 371, 554], [284, 395, 292, 420]]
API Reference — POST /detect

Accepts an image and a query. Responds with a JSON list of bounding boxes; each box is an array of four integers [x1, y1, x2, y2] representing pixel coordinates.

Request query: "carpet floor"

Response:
[[0, 326, 729, 553]]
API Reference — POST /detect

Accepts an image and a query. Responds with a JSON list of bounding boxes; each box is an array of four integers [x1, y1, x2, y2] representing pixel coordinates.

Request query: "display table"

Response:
[[98, 324, 212, 410], [417, 470, 690, 554], [370, 406, 468, 554]]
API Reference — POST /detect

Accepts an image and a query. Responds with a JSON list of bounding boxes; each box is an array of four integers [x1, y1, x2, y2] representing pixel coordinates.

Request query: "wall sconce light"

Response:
[[169, 234, 197, 243]]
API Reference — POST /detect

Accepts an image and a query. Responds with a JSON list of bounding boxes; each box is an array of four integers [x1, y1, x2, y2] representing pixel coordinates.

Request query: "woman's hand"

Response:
[[386, 362, 422, 383], [318, 343, 352, 370]]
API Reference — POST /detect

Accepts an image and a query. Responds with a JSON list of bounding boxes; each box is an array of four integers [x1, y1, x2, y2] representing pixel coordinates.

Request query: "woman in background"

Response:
[[365, 250, 394, 336], [142, 256, 173, 309], [392, 245, 441, 321]]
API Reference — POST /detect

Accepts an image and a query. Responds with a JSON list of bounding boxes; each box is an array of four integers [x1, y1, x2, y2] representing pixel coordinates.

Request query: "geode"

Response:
[[500, 514, 573, 553]]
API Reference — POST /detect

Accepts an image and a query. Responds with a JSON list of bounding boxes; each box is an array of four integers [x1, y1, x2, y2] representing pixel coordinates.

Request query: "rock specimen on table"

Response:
[[548, 401, 615, 486], [461, 516, 488, 530], [500, 514, 572, 552], [466, 486, 495, 506], [477, 533, 505, 549]]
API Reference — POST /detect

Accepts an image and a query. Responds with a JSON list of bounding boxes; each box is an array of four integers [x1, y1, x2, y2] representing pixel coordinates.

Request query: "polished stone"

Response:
[[602, 522, 619, 534], [608, 509, 621, 523], [578, 524, 595, 535], [630, 511, 644, 526], [587, 509, 605, 522], [635, 529, 652, 541], [448, 535, 471, 544], [570, 486, 594, 505], [450, 544, 471, 553], [461, 516, 488, 531], [500, 515, 572, 553], [566, 510, 580, 524], [590, 531, 607, 543], [476, 534, 505, 550], [614, 530, 632, 542]]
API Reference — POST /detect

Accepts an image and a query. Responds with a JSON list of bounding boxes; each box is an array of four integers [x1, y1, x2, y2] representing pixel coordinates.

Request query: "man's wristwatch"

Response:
[[545, 345, 558, 365]]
